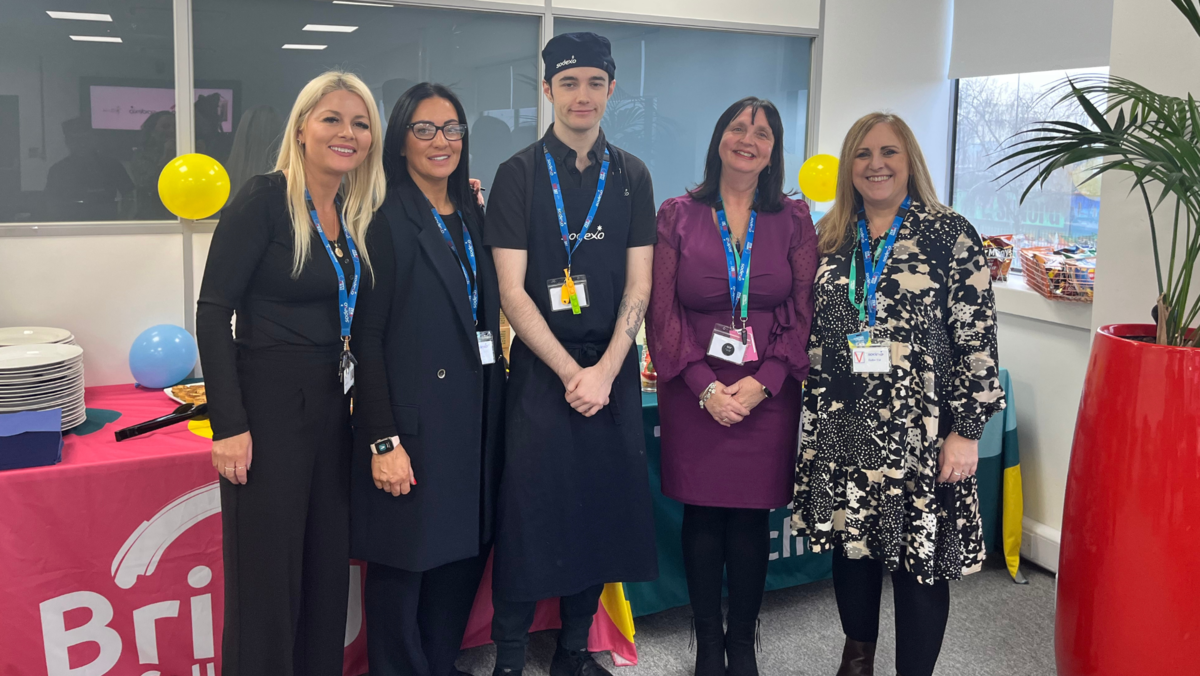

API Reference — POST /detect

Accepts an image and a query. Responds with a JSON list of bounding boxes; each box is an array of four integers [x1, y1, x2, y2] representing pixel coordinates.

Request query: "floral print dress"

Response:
[[792, 200, 1007, 584]]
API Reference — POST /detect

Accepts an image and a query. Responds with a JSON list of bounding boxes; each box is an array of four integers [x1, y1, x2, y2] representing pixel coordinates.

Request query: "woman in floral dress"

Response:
[[793, 112, 1006, 676]]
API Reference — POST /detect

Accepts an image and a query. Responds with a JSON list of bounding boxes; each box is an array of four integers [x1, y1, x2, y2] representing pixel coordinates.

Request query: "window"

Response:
[[193, 0, 541, 214], [554, 20, 813, 207], [0, 0, 175, 223], [952, 67, 1106, 265]]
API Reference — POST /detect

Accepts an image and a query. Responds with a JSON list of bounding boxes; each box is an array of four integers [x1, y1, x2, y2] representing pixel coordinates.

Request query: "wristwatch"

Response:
[[371, 436, 400, 455], [762, 385, 773, 398]]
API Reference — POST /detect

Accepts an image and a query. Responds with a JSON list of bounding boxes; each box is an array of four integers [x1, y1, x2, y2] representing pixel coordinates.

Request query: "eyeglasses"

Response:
[[407, 122, 467, 141]]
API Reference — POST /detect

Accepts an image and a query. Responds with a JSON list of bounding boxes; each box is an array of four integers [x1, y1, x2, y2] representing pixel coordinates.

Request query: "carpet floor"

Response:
[[455, 559, 1056, 676]]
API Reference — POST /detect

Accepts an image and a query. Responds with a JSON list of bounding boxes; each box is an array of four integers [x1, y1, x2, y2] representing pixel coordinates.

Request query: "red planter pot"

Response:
[[1056, 324, 1200, 676]]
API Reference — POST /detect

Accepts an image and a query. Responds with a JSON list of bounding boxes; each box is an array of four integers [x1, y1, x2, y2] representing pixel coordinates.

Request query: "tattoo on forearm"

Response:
[[618, 297, 647, 343]]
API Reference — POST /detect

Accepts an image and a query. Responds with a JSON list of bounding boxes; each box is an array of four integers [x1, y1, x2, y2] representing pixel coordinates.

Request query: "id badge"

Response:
[[477, 330, 496, 365], [547, 275, 590, 312], [850, 344, 891, 374], [340, 351, 358, 393], [707, 324, 748, 365]]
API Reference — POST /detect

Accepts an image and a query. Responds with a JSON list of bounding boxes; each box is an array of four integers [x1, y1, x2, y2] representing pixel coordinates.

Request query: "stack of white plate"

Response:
[[0, 343, 86, 429], [0, 326, 76, 347]]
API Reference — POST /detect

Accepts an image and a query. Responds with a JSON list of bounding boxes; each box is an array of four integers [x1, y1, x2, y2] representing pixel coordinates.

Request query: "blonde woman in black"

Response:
[[197, 71, 386, 675]]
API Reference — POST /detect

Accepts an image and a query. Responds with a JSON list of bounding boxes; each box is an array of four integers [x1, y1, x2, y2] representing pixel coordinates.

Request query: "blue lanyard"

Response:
[[716, 195, 757, 325], [853, 195, 911, 327], [543, 144, 610, 274], [427, 202, 479, 325], [305, 189, 360, 350]]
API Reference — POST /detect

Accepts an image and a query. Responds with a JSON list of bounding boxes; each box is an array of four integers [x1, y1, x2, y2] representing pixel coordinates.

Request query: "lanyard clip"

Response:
[[342, 336, 351, 353]]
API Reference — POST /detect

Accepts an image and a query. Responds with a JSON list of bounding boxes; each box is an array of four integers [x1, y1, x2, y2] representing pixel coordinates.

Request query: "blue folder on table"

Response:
[[0, 409, 64, 471]]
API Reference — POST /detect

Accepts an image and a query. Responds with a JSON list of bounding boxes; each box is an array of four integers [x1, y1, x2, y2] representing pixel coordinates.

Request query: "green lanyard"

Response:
[[848, 238, 889, 323]]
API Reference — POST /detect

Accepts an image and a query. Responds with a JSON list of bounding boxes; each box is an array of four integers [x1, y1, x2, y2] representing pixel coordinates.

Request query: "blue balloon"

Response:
[[129, 324, 198, 389]]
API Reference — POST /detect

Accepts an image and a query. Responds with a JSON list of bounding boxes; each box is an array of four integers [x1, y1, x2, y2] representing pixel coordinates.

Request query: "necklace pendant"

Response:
[[334, 244, 344, 258]]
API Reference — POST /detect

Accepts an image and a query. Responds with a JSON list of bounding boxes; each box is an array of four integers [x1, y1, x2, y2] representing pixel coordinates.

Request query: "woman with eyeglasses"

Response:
[[350, 82, 505, 676]]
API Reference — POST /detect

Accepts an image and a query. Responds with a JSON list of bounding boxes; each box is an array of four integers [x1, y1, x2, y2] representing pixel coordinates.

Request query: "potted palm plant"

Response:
[[996, 1, 1200, 674]]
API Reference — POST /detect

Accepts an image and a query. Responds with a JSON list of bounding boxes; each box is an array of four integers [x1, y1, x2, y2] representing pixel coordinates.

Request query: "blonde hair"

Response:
[[816, 112, 949, 254], [275, 71, 386, 279]]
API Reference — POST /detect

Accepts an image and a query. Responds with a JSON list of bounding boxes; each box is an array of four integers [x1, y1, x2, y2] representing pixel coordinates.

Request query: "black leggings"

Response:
[[681, 504, 771, 622], [832, 550, 950, 676]]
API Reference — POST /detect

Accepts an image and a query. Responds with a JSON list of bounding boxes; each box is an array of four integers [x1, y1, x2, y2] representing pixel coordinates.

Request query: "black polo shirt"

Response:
[[483, 124, 657, 249]]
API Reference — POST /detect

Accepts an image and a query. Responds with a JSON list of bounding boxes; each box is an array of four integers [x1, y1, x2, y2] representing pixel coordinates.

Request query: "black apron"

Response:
[[492, 145, 658, 602]]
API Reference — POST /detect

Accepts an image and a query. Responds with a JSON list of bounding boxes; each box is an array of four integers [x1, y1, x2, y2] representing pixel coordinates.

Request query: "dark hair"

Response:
[[382, 83, 482, 222], [688, 97, 789, 213]]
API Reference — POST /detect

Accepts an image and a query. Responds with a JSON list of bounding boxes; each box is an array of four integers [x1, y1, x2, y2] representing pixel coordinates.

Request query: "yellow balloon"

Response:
[[798, 154, 839, 203], [157, 153, 230, 220]]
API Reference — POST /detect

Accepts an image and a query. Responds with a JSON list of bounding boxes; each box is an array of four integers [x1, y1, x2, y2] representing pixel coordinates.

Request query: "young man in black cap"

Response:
[[483, 31, 659, 676]]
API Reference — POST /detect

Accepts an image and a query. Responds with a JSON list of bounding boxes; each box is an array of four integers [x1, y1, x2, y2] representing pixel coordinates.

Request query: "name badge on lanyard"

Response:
[[847, 195, 910, 375], [706, 195, 759, 365], [427, 202, 494, 365], [544, 144, 608, 314], [307, 190, 360, 393]]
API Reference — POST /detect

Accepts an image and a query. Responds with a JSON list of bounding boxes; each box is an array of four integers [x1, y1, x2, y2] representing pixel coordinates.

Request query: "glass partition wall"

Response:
[[0, 1, 817, 226]]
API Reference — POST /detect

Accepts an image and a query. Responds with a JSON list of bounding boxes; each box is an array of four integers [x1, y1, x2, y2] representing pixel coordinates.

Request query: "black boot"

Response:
[[692, 615, 726, 676], [548, 644, 613, 676], [834, 637, 876, 676], [724, 616, 759, 676]]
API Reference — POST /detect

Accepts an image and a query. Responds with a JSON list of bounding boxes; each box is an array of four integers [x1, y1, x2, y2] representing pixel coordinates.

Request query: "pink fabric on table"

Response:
[[646, 195, 817, 509], [0, 385, 635, 676]]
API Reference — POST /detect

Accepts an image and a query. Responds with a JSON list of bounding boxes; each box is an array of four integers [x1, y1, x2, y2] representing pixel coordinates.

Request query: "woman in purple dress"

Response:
[[646, 97, 817, 676]]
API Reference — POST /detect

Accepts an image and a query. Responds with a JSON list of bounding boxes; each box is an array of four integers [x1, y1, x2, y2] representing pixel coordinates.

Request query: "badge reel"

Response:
[[477, 330, 496, 365], [547, 275, 590, 312]]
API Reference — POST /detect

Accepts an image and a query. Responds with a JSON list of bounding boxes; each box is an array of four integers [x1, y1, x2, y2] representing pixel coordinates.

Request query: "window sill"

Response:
[[993, 273, 1093, 330]]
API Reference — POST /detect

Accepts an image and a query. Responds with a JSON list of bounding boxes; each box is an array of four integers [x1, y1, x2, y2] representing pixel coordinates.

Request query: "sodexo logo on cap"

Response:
[[556, 56, 577, 70]]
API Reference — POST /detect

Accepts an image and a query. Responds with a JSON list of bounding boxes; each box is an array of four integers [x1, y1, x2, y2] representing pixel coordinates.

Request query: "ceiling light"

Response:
[[70, 35, 122, 43], [304, 24, 359, 32], [47, 11, 113, 21], [282, 43, 328, 50], [332, 1, 392, 7]]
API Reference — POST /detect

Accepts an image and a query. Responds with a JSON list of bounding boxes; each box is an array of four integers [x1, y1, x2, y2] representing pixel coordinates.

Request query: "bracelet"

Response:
[[699, 381, 718, 409]]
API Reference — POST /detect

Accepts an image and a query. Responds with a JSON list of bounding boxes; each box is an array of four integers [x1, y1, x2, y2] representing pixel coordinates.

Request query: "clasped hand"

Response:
[[704, 376, 767, 427], [564, 365, 613, 417]]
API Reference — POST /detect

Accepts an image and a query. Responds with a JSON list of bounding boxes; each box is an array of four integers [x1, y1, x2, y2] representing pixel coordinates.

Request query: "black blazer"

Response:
[[350, 179, 505, 572]]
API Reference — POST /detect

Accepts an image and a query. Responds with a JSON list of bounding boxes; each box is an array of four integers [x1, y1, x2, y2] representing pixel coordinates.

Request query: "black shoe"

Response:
[[691, 615, 726, 676], [724, 616, 759, 676], [549, 645, 613, 676]]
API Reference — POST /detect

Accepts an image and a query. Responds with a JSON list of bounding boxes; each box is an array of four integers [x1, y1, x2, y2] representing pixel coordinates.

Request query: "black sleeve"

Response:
[[195, 176, 276, 441], [482, 156, 529, 249], [351, 210, 398, 447], [625, 155, 658, 247]]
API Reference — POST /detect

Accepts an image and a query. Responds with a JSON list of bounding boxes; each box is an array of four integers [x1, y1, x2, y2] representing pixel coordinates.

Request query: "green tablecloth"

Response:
[[624, 369, 1021, 617]]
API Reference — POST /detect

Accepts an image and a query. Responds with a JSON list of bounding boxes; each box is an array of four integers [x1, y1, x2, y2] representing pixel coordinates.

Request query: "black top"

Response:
[[483, 125, 657, 250], [436, 210, 476, 287], [195, 172, 359, 440]]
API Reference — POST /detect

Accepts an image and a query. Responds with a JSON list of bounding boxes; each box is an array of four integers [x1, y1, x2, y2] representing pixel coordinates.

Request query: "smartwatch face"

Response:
[[374, 439, 393, 454]]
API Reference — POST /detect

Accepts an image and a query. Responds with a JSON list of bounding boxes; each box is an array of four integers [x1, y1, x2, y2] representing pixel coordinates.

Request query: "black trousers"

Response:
[[491, 583, 605, 672], [220, 355, 352, 676], [681, 504, 771, 623], [832, 550, 950, 676], [686, 504, 768, 629], [365, 552, 489, 676]]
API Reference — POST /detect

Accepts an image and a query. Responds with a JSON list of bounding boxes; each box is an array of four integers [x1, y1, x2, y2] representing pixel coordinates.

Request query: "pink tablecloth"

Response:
[[0, 384, 637, 676]]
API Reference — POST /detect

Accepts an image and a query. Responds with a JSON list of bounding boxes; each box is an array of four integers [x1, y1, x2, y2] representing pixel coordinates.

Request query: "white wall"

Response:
[[1093, 0, 1200, 332], [0, 234, 185, 386], [816, 0, 955, 198], [552, 0, 820, 29]]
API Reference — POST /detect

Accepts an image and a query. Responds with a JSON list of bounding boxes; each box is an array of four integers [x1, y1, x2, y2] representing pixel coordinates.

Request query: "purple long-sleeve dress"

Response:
[[647, 194, 818, 509]]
